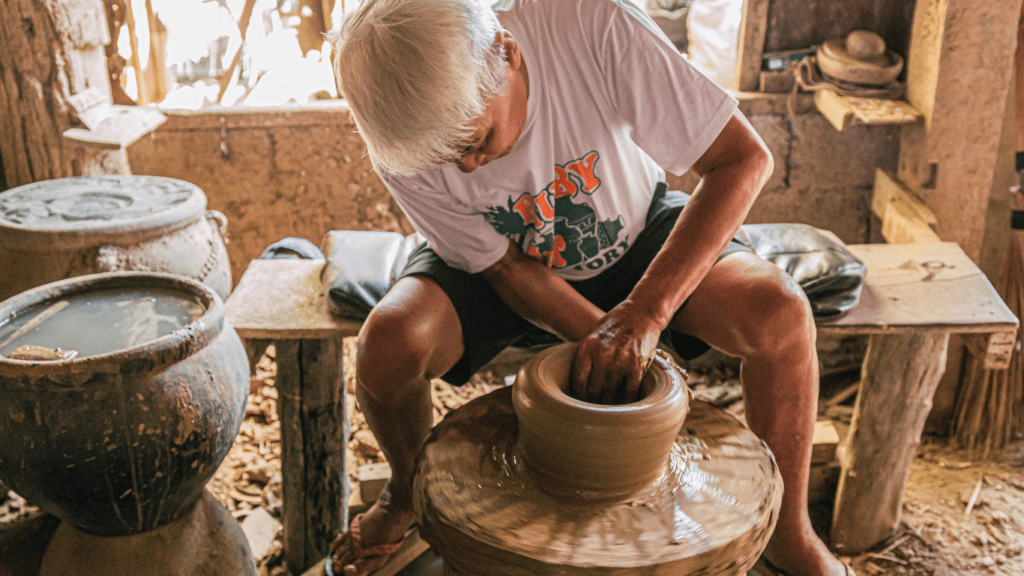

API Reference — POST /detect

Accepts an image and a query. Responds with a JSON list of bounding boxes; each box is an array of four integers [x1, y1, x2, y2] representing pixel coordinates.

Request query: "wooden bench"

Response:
[[817, 242, 1017, 553], [224, 241, 1018, 570]]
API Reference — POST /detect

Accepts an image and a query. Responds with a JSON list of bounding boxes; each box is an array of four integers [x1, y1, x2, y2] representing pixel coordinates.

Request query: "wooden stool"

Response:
[[226, 259, 361, 574], [817, 242, 1018, 553]]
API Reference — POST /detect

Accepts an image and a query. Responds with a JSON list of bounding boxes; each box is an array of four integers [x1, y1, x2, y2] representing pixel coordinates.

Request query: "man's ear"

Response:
[[499, 31, 521, 69]]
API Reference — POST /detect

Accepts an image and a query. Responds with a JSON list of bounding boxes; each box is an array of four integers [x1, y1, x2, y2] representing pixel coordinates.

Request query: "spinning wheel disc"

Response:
[[414, 387, 782, 575]]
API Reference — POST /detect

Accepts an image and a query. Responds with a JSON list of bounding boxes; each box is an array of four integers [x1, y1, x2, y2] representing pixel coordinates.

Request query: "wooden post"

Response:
[[297, 0, 329, 56], [216, 0, 260, 104], [275, 338, 349, 574], [0, 0, 130, 189], [734, 0, 769, 91], [897, 0, 1022, 262], [140, 0, 168, 104], [831, 331, 950, 553]]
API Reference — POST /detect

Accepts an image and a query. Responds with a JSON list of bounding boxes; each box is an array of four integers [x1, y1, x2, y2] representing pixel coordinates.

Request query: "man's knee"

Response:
[[357, 305, 434, 399], [356, 279, 462, 399], [736, 269, 815, 357]]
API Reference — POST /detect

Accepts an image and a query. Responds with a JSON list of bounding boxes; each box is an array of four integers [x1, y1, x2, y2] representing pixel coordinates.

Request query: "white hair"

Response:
[[328, 0, 509, 175]]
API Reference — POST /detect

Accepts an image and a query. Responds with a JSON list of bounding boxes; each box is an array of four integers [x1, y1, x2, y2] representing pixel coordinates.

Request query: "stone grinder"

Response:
[[414, 343, 783, 575], [0, 272, 256, 576]]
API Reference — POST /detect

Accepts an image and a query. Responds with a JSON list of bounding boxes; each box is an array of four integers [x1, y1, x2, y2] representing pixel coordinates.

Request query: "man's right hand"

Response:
[[569, 300, 662, 405]]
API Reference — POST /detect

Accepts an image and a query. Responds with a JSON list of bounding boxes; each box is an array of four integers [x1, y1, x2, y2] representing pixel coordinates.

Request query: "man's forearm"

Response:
[[480, 240, 605, 342], [630, 115, 773, 327]]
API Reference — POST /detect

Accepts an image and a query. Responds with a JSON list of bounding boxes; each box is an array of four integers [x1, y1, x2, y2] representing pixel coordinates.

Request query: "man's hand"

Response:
[[570, 300, 663, 405]]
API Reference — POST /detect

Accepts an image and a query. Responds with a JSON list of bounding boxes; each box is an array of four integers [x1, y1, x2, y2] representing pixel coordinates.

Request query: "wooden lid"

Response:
[[0, 176, 206, 249]]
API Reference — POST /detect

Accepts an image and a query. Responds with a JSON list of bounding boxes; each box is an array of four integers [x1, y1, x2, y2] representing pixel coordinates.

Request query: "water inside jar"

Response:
[[0, 288, 204, 359]]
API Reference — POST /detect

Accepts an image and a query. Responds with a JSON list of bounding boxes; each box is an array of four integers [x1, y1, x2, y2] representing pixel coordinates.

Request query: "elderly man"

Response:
[[326, 1, 852, 575]]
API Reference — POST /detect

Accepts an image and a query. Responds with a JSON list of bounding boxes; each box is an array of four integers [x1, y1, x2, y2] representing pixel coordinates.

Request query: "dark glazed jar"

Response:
[[0, 272, 248, 536]]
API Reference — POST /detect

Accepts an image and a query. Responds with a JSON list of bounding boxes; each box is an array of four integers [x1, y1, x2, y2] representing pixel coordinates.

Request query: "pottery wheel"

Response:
[[413, 387, 783, 575]]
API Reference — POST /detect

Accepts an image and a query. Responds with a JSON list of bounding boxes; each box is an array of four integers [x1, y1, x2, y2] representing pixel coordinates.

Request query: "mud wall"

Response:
[[127, 97, 898, 287], [126, 103, 412, 286]]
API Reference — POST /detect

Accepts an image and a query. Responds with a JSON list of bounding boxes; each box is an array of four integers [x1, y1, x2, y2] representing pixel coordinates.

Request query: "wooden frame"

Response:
[[734, 0, 770, 91]]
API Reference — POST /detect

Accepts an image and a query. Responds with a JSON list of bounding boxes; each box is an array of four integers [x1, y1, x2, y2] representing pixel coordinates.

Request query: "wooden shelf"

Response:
[[814, 89, 922, 131]]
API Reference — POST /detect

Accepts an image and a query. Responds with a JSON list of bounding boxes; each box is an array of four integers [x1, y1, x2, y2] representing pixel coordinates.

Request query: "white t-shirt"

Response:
[[379, 0, 737, 280]]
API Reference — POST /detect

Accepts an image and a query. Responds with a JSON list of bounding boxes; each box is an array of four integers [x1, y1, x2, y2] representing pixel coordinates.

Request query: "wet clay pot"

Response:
[[0, 176, 232, 302], [0, 272, 249, 536], [414, 343, 783, 575], [512, 344, 689, 502]]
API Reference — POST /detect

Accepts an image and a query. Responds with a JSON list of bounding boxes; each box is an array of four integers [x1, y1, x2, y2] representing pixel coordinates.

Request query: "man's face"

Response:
[[456, 35, 529, 173]]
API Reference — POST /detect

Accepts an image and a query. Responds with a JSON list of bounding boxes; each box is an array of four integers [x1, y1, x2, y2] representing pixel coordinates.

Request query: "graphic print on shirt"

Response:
[[483, 151, 630, 273]]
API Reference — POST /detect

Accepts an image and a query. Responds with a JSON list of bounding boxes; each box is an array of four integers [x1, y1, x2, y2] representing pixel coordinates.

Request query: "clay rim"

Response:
[[513, 343, 688, 425], [0, 271, 223, 379], [0, 176, 207, 250]]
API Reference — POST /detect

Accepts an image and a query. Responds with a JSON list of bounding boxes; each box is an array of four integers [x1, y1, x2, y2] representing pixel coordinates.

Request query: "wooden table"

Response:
[[817, 242, 1018, 553], [225, 259, 362, 574]]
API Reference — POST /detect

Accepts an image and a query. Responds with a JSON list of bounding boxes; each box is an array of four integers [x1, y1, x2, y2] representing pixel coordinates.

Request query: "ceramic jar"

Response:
[[0, 176, 232, 302], [0, 272, 248, 535]]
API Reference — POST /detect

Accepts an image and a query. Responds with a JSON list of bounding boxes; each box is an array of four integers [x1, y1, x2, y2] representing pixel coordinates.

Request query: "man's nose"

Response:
[[457, 152, 485, 173]]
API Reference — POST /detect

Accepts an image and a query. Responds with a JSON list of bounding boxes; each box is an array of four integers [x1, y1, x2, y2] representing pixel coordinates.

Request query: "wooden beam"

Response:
[[964, 330, 1017, 371], [872, 169, 942, 244], [735, 0, 769, 91], [275, 338, 349, 574], [897, 0, 1022, 261]]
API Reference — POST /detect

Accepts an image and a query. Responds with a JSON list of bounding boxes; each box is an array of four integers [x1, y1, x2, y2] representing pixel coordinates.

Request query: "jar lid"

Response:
[[0, 176, 207, 249]]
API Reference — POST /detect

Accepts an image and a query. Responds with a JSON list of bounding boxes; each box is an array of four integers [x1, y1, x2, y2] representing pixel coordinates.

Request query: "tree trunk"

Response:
[[0, 0, 129, 190]]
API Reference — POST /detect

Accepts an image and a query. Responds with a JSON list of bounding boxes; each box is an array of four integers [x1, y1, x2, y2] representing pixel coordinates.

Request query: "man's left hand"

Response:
[[570, 301, 663, 405]]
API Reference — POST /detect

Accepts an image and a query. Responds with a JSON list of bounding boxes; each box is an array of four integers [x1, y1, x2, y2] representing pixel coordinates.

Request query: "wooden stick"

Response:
[[122, 0, 146, 103], [964, 477, 984, 516], [216, 0, 259, 103], [827, 382, 860, 407], [0, 300, 70, 349]]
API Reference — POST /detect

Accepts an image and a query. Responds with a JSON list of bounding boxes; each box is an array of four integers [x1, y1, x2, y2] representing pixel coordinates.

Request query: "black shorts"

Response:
[[396, 183, 753, 386]]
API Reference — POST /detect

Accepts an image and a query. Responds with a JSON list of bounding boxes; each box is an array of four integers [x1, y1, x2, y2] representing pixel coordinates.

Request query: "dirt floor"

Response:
[[2, 341, 1023, 576]]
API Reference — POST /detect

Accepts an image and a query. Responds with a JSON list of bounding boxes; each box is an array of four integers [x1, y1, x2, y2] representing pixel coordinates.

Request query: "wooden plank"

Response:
[[298, 530, 430, 576], [880, 196, 942, 244], [811, 419, 840, 464], [225, 259, 363, 340], [817, 243, 1018, 335], [814, 90, 922, 132], [871, 169, 936, 225], [63, 105, 166, 149], [831, 331, 950, 553], [965, 330, 1018, 371], [735, 0, 770, 91]]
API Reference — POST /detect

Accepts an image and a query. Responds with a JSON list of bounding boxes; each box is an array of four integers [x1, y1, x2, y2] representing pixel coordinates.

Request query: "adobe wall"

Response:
[[126, 96, 898, 286]]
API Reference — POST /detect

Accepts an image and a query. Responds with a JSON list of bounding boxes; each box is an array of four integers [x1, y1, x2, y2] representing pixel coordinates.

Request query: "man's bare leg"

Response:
[[671, 252, 847, 576], [330, 277, 464, 576]]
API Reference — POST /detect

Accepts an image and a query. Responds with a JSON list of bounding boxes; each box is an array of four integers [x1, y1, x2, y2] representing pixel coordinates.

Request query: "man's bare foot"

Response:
[[761, 529, 851, 576], [329, 496, 415, 576]]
